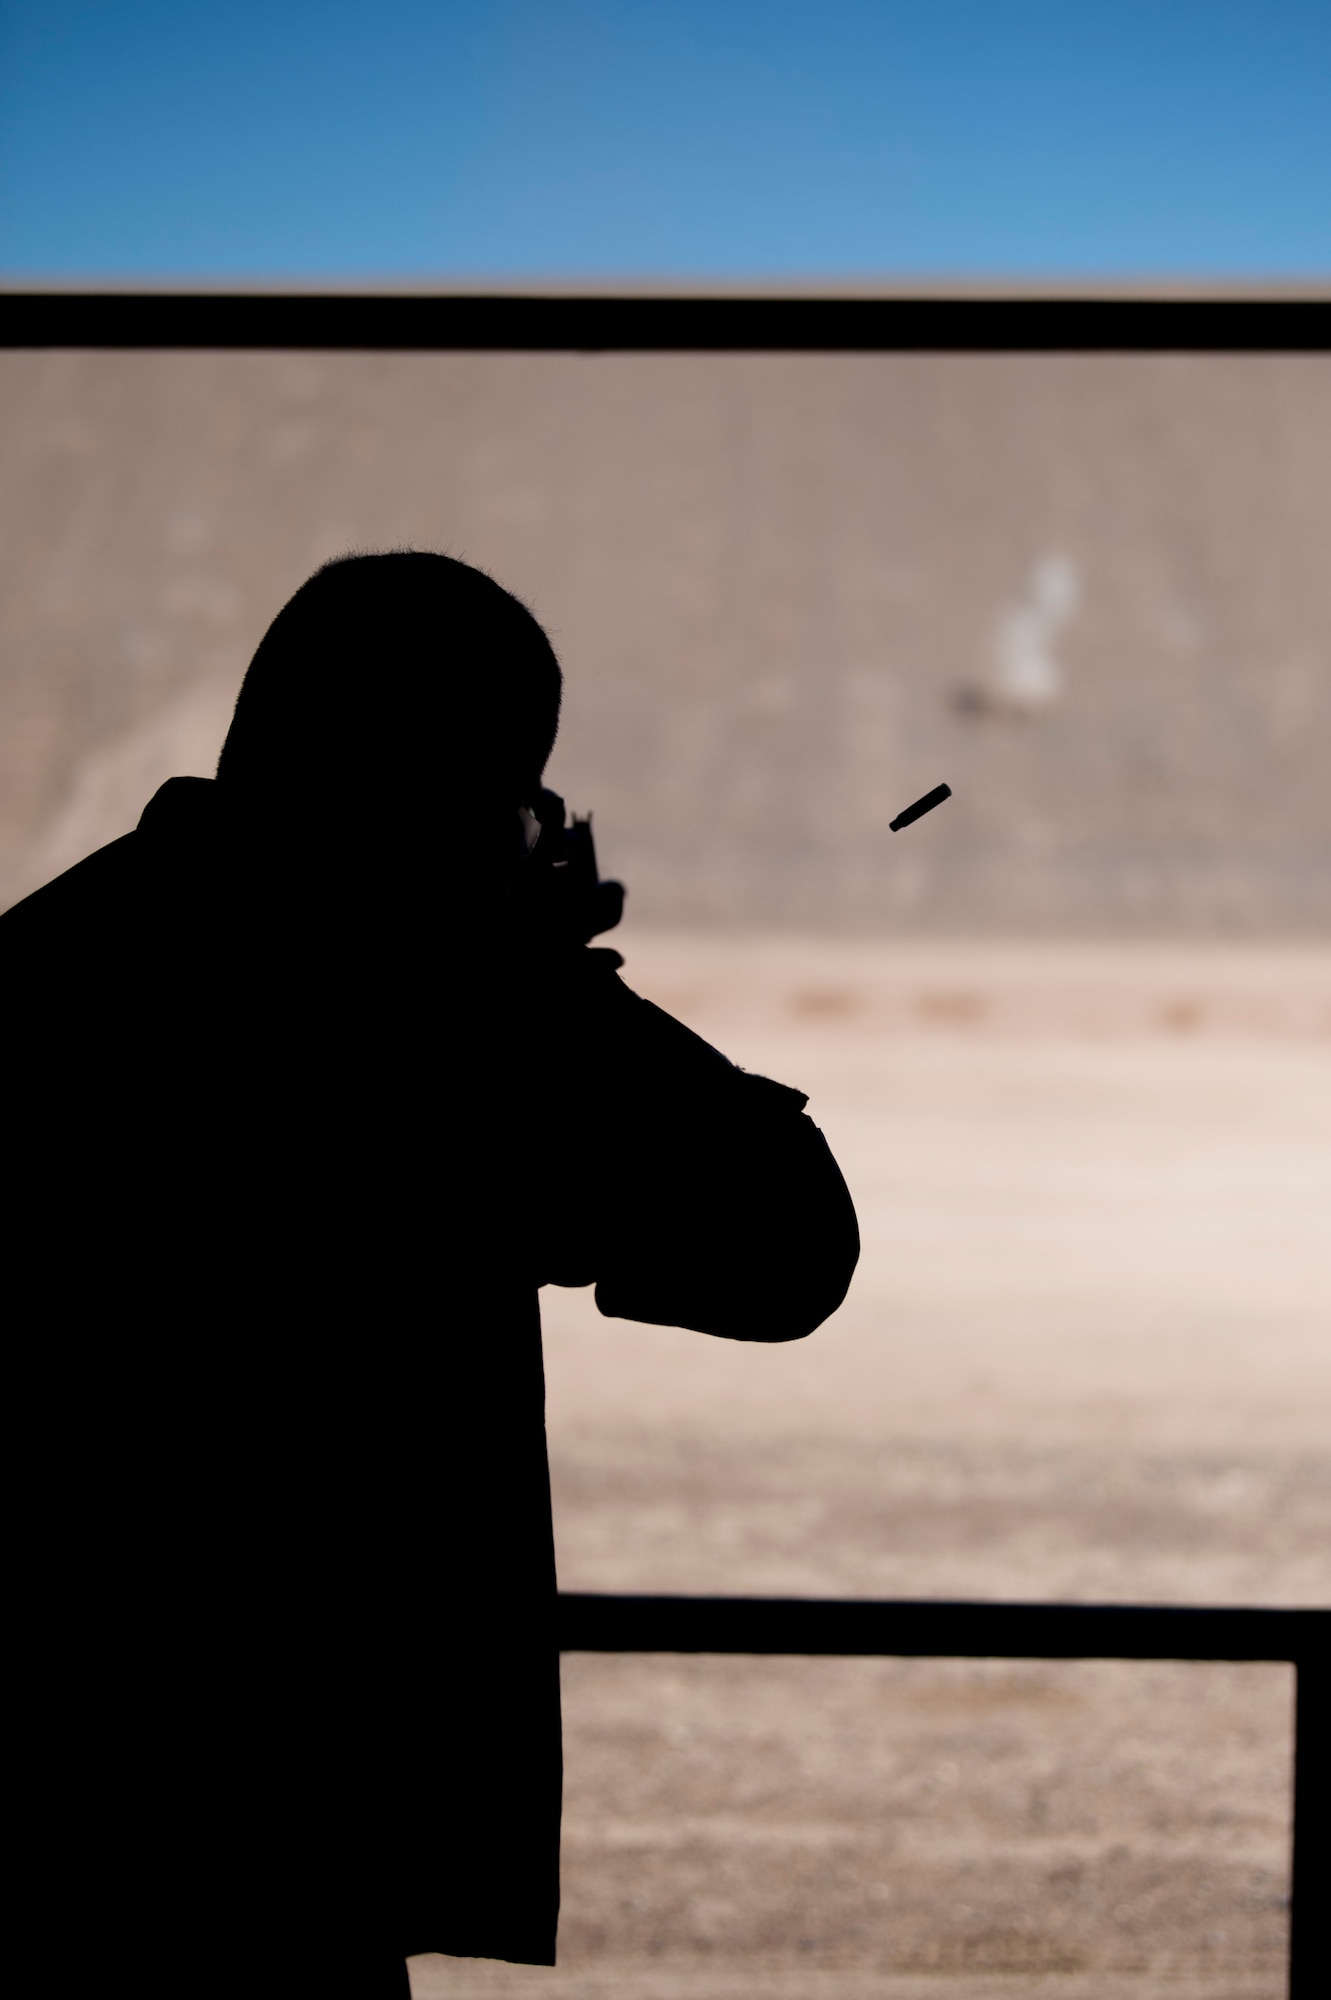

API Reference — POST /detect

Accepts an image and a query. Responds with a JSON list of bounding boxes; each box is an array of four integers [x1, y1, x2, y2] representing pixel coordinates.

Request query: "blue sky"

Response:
[[1, 0, 1328, 278]]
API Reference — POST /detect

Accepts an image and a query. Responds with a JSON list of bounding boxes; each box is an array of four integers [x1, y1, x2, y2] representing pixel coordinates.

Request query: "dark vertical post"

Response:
[[1289, 1650, 1329, 1999]]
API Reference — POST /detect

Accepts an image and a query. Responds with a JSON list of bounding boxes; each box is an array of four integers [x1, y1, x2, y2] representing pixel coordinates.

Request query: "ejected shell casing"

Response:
[[889, 783, 953, 832]]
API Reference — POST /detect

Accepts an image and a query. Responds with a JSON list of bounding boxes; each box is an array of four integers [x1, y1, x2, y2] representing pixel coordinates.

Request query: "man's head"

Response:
[[216, 552, 562, 822]]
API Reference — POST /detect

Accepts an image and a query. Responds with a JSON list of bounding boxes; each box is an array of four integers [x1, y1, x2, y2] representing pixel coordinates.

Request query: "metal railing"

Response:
[[560, 1593, 1329, 1998], [3, 289, 1329, 353]]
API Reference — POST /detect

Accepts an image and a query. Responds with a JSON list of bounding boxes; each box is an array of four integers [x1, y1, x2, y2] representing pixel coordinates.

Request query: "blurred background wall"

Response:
[[3, 344, 1329, 930]]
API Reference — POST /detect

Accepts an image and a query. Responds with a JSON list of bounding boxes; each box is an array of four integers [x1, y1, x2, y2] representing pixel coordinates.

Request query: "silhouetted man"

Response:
[[4, 554, 858, 1997]]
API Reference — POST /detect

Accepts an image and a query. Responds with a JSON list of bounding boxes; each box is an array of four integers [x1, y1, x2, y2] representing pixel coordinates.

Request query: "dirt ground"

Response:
[[413, 934, 1331, 2000]]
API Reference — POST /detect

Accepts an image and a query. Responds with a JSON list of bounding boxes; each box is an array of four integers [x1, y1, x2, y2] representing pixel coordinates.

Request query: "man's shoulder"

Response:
[[0, 778, 218, 958], [0, 831, 144, 952]]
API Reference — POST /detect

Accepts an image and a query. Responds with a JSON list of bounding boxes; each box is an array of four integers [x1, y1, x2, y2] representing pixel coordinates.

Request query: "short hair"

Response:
[[216, 551, 561, 805]]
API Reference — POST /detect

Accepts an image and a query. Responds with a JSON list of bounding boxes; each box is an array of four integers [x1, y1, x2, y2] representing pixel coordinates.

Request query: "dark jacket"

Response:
[[3, 777, 859, 1973]]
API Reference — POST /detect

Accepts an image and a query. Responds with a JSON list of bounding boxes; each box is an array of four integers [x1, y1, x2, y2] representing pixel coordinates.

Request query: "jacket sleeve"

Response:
[[540, 960, 859, 1343]]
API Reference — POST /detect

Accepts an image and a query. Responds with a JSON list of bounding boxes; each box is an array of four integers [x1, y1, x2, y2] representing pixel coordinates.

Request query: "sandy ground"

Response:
[[414, 934, 1330, 2000]]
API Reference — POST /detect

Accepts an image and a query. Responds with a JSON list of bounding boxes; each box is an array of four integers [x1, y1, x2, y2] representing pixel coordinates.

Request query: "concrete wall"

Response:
[[2, 348, 1328, 930]]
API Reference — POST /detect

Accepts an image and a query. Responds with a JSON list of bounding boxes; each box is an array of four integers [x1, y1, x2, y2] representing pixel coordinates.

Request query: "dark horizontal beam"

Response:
[[558, 1593, 1326, 1663], [3, 293, 1329, 353]]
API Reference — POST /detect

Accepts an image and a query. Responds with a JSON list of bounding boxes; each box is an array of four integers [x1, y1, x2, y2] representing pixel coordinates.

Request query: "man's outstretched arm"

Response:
[[545, 969, 859, 1343]]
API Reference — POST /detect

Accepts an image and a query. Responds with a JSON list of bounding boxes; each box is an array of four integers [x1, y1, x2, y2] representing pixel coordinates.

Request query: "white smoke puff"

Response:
[[992, 554, 1080, 713]]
